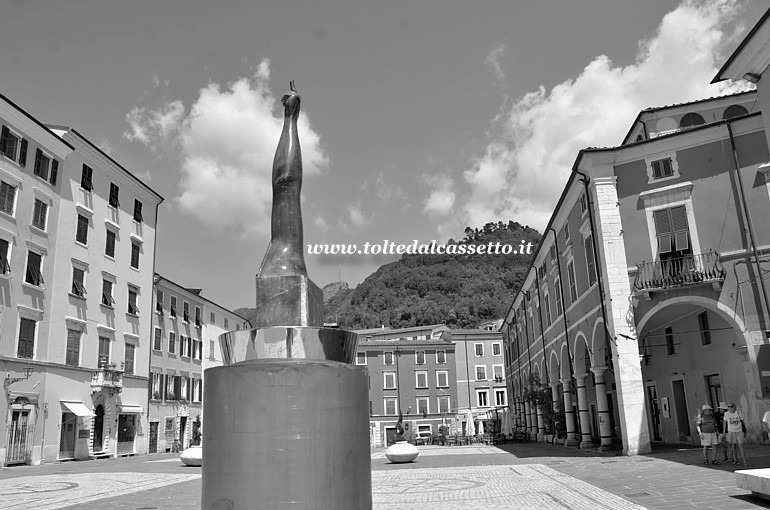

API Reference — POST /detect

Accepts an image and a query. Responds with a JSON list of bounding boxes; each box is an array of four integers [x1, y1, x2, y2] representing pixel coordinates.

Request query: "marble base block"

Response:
[[736, 468, 770, 500], [255, 274, 323, 327]]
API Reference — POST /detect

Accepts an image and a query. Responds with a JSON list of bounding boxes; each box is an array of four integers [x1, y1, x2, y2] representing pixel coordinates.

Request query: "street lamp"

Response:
[[4, 363, 33, 387]]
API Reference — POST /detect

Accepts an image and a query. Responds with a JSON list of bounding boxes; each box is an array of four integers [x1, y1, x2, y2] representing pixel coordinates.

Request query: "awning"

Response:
[[118, 405, 144, 414], [61, 401, 95, 417]]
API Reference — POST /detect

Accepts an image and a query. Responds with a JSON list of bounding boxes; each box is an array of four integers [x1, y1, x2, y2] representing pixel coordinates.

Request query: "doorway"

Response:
[[148, 422, 159, 454], [59, 412, 76, 459], [93, 404, 105, 453], [705, 374, 723, 409], [6, 409, 30, 464], [645, 384, 662, 441], [672, 379, 691, 442], [117, 414, 136, 455]]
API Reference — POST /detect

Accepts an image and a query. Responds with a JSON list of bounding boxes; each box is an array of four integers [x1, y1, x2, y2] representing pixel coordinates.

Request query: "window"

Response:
[[554, 277, 563, 315], [415, 371, 428, 388], [156, 289, 165, 314], [0, 238, 10, 274], [584, 234, 597, 286], [101, 279, 114, 306], [223, 317, 229, 329], [665, 326, 675, 355], [356, 352, 366, 365], [0, 126, 25, 164], [98, 336, 110, 367], [183, 302, 190, 322], [544, 293, 552, 326], [33, 149, 57, 184], [384, 397, 397, 416], [166, 374, 176, 400], [550, 244, 557, 262], [651, 158, 674, 180], [564, 223, 571, 243], [474, 343, 483, 357], [209, 340, 215, 359], [416, 397, 429, 415], [193, 378, 202, 402], [170, 296, 178, 318], [654, 206, 690, 257], [477, 389, 489, 407], [109, 183, 120, 208], [25, 251, 43, 286], [168, 331, 176, 354], [128, 287, 139, 315], [679, 112, 705, 128], [153, 328, 162, 351], [71, 267, 86, 297], [0, 181, 16, 216], [438, 395, 450, 414], [105, 229, 116, 258], [130, 242, 140, 269], [185, 336, 193, 358], [80, 164, 93, 191], [475, 365, 487, 381], [151, 373, 162, 400], [124, 343, 135, 375], [436, 370, 448, 388], [32, 199, 47, 230], [133, 199, 143, 222], [195, 306, 202, 327], [383, 371, 397, 389], [210, 312, 216, 323], [415, 351, 425, 365], [493, 365, 504, 381], [495, 389, 507, 406], [567, 260, 577, 302], [579, 192, 588, 214], [698, 312, 711, 346], [17, 318, 35, 359], [384, 351, 394, 365], [76, 214, 89, 245], [723, 105, 749, 119], [65, 329, 81, 366], [492, 342, 501, 356]]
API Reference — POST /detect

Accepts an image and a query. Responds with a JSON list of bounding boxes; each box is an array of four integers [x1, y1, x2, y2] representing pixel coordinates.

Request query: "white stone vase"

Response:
[[385, 441, 419, 463], [180, 445, 202, 466]]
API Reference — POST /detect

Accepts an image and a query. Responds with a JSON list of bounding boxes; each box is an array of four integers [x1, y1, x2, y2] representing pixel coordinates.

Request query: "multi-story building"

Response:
[[355, 325, 456, 446], [0, 92, 164, 466], [149, 275, 248, 453], [502, 87, 768, 456], [451, 329, 507, 435]]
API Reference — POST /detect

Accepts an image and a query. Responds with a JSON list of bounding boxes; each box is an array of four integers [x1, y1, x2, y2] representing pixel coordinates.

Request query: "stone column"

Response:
[[589, 171, 651, 455], [536, 405, 545, 442], [550, 381, 561, 444], [592, 366, 614, 450], [560, 377, 579, 446], [524, 400, 533, 440], [574, 372, 594, 448]]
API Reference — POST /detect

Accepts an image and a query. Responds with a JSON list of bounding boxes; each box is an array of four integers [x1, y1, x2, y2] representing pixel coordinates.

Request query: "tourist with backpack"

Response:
[[696, 404, 719, 465]]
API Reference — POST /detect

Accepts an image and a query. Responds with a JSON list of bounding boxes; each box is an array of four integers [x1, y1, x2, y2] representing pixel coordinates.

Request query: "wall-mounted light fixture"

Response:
[[4, 363, 33, 387]]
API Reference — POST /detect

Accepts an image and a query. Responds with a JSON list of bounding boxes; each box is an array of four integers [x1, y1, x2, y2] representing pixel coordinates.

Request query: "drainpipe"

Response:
[[574, 169, 613, 372], [726, 122, 770, 328]]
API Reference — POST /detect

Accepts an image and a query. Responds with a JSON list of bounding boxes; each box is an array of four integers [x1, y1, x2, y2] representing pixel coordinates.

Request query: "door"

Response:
[[672, 379, 691, 442], [148, 422, 159, 454], [179, 416, 187, 450], [6, 410, 30, 464], [646, 384, 662, 441], [705, 374, 723, 409], [59, 412, 76, 459], [93, 404, 105, 452], [117, 414, 136, 455]]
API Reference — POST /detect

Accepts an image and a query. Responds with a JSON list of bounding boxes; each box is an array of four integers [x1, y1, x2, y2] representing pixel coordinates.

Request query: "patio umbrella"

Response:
[[464, 409, 475, 436], [503, 409, 513, 437], [477, 419, 485, 436]]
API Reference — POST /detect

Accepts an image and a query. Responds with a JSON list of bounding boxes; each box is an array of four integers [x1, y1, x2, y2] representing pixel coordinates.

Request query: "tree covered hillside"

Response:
[[325, 221, 541, 329]]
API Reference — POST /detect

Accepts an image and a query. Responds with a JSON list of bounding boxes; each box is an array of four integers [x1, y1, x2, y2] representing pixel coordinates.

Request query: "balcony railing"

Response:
[[91, 363, 124, 396], [633, 250, 725, 297]]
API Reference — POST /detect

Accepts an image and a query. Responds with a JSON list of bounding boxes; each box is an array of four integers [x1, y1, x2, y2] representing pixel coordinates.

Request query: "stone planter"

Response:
[[385, 441, 419, 463], [180, 445, 202, 466]]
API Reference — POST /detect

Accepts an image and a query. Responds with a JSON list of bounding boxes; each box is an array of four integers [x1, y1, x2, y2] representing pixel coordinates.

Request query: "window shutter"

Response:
[[33, 148, 42, 176], [654, 209, 672, 254], [50, 160, 58, 185], [18, 139, 27, 167], [670, 205, 689, 251], [0, 126, 8, 154]]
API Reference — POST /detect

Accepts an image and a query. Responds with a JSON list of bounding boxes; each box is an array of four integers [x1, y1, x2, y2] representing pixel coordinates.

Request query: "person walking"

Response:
[[723, 401, 748, 467], [696, 404, 719, 465], [715, 402, 731, 463]]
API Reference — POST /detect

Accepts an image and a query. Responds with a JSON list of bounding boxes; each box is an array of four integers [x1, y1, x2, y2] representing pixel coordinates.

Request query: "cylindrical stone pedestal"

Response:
[[202, 359, 372, 509]]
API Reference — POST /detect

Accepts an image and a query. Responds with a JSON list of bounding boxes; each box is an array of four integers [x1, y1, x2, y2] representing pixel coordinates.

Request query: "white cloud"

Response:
[[314, 215, 330, 231], [486, 44, 506, 82], [422, 173, 456, 217], [347, 201, 370, 228], [460, 0, 752, 232], [124, 59, 329, 238]]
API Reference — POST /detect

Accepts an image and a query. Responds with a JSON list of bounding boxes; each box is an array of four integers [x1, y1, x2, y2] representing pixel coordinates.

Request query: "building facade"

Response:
[[149, 275, 248, 454], [355, 325, 457, 447], [1, 94, 163, 466]]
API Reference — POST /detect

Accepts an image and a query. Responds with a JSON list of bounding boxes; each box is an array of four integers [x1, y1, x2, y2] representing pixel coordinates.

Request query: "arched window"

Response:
[[723, 105, 748, 119], [679, 113, 705, 128]]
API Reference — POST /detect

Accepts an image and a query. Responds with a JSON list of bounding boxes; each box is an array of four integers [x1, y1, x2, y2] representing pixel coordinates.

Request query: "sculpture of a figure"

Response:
[[259, 81, 307, 277], [395, 410, 405, 441]]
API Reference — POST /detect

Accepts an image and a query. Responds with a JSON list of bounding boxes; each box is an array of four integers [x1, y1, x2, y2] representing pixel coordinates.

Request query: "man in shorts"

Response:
[[696, 404, 719, 464], [724, 401, 747, 467]]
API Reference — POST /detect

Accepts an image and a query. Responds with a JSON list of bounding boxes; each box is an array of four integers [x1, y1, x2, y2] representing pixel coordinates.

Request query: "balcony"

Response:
[[91, 362, 124, 396], [633, 250, 725, 299]]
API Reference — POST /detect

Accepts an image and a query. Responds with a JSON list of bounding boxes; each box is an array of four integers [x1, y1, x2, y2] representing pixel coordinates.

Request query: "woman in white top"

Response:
[[723, 401, 747, 466]]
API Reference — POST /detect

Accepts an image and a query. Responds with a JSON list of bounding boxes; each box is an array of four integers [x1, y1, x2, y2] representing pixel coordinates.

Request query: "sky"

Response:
[[0, 0, 766, 312]]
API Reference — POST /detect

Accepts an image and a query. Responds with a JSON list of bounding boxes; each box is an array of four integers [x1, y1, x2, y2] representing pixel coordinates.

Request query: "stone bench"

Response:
[[735, 468, 770, 500]]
